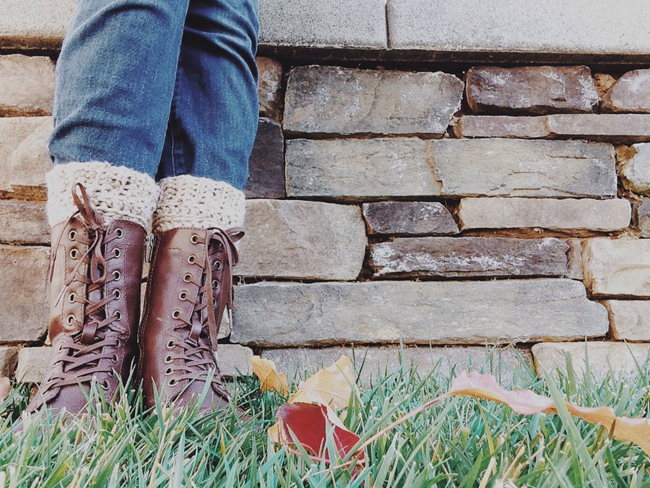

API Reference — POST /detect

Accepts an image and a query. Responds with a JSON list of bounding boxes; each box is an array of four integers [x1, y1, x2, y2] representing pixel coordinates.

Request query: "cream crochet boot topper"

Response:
[[153, 175, 246, 233], [46, 162, 160, 231]]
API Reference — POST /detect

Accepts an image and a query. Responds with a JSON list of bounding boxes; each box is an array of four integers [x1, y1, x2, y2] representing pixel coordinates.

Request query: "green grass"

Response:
[[1, 348, 649, 487]]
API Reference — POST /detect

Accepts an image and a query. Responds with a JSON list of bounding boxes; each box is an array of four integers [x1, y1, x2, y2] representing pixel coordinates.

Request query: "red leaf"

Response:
[[276, 402, 361, 462]]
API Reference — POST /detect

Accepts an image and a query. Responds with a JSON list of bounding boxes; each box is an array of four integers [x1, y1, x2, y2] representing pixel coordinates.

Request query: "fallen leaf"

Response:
[[0, 377, 10, 403], [249, 356, 289, 395], [276, 402, 362, 462], [289, 355, 358, 410]]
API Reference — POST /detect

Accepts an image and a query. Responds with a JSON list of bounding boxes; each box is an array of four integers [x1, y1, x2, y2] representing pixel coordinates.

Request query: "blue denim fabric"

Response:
[[47, 0, 259, 190]]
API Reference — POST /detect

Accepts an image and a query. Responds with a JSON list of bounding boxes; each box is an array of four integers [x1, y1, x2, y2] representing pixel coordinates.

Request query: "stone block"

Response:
[[455, 116, 549, 139], [465, 66, 597, 115], [602, 70, 650, 113], [593, 73, 617, 100], [0, 54, 55, 116], [0, 201, 48, 244], [232, 279, 608, 346], [244, 118, 285, 199], [0, 0, 75, 49], [387, 0, 650, 57], [369, 237, 568, 278], [0, 246, 49, 343], [532, 342, 650, 379], [605, 301, 650, 342], [546, 114, 650, 143], [619, 143, 650, 195], [0, 116, 52, 201], [283, 66, 463, 136], [0, 347, 17, 377], [565, 239, 583, 280], [286, 138, 617, 199], [257, 57, 283, 119], [638, 199, 650, 237], [236, 200, 366, 280], [362, 201, 458, 236], [583, 238, 650, 297], [263, 346, 531, 384], [218, 345, 253, 377], [459, 198, 631, 232]]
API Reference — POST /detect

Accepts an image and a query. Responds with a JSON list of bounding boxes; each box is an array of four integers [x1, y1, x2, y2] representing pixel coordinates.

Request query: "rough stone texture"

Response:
[[465, 66, 598, 115], [455, 116, 549, 139], [283, 66, 463, 136], [602, 70, 650, 113], [0, 54, 55, 116], [532, 342, 650, 379], [0, 116, 52, 201], [0, 201, 48, 244], [605, 301, 650, 342], [244, 118, 285, 199], [16, 344, 252, 383], [387, 0, 650, 56], [0, 246, 49, 343], [287, 138, 617, 199], [619, 143, 650, 195], [638, 199, 650, 237], [236, 199, 366, 280], [593, 73, 617, 100], [0, 347, 17, 377], [565, 239, 584, 280], [232, 279, 608, 346], [0, 0, 75, 49], [263, 347, 531, 384], [459, 198, 631, 232], [583, 238, 650, 297], [256, 57, 283, 119], [369, 237, 569, 278], [259, 0, 387, 49], [362, 201, 458, 236], [546, 114, 650, 143]]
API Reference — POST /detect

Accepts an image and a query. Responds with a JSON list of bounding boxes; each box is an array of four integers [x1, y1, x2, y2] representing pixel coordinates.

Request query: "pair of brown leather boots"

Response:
[[27, 182, 243, 417]]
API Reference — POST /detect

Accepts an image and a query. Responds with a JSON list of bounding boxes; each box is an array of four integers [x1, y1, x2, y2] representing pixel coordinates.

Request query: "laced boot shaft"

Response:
[[139, 226, 243, 410], [28, 184, 146, 414]]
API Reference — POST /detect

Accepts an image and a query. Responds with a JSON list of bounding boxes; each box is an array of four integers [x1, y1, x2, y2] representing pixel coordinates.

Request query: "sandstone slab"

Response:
[[532, 342, 650, 379], [565, 239, 583, 280], [0, 201, 48, 244], [0, 0, 75, 49], [465, 66, 597, 115], [263, 346, 531, 384], [260, 0, 387, 49], [232, 279, 608, 346], [236, 200, 366, 280], [244, 118, 285, 199], [256, 57, 283, 119], [283, 66, 463, 136], [362, 201, 458, 236], [619, 143, 650, 195], [459, 198, 631, 232], [0, 116, 52, 201], [0, 347, 17, 377], [602, 70, 650, 113], [0, 246, 49, 343], [217, 345, 254, 377], [546, 114, 650, 143], [455, 116, 549, 139], [605, 301, 650, 342], [583, 238, 650, 297], [638, 199, 650, 237], [0, 54, 55, 116], [287, 138, 617, 199], [369, 237, 569, 278]]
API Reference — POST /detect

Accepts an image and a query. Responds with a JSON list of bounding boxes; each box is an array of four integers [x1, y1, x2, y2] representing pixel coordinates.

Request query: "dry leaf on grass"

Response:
[[289, 355, 358, 409], [249, 356, 289, 395]]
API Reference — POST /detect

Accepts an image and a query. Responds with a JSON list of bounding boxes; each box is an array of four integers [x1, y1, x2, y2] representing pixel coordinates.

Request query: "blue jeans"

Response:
[[47, 0, 259, 190]]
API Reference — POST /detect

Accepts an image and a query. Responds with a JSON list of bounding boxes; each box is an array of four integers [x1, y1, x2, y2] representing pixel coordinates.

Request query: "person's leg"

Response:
[[31, 0, 189, 415], [140, 0, 259, 412]]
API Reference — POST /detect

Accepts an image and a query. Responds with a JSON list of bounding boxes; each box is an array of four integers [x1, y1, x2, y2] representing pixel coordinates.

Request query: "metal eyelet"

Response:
[[179, 291, 188, 300], [114, 339, 121, 348], [164, 355, 173, 364], [68, 230, 76, 240], [69, 249, 79, 259], [114, 249, 121, 258], [190, 234, 199, 244], [212, 280, 219, 291], [101, 379, 110, 390], [68, 293, 76, 303], [113, 270, 121, 281], [214, 261, 222, 271], [171, 309, 181, 319], [169, 379, 178, 387], [183, 273, 192, 283], [164, 367, 173, 376], [187, 255, 197, 264], [114, 311, 122, 320], [114, 290, 121, 299], [66, 315, 75, 325], [112, 354, 118, 363], [116, 228, 123, 238], [166, 340, 175, 349]]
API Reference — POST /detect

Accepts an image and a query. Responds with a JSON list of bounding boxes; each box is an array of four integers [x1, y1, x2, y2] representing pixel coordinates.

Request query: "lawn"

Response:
[[1, 348, 649, 487]]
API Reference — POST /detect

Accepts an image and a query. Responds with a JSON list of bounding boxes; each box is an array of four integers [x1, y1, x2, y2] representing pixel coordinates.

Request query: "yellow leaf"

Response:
[[249, 356, 289, 395], [289, 355, 358, 410], [268, 422, 280, 444]]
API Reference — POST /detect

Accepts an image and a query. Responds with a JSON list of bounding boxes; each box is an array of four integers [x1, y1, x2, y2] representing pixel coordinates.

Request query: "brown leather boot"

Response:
[[138, 226, 243, 412], [27, 184, 146, 415]]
